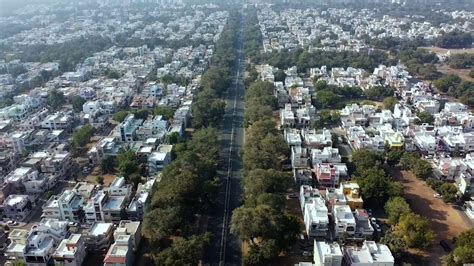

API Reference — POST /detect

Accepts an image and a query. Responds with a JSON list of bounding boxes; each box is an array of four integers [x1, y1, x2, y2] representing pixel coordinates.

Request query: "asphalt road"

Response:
[[205, 13, 245, 266]]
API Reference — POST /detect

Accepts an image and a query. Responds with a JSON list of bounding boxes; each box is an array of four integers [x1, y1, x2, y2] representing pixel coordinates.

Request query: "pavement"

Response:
[[205, 12, 245, 266]]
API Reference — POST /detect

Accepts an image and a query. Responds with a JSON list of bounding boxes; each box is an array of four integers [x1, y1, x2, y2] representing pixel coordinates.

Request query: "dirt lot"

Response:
[[437, 64, 474, 82], [391, 169, 473, 265], [420, 46, 474, 55]]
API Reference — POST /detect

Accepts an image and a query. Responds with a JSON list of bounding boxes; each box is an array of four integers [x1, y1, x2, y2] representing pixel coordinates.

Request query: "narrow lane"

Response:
[[206, 11, 245, 266]]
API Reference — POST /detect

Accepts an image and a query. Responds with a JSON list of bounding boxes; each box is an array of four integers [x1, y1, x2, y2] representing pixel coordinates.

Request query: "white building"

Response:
[[52, 234, 87, 266], [344, 241, 394, 266], [304, 197, 329, 238], [148, 144, 173, 174], [333, 205, 356, 238], [314, 241, 343, 266]]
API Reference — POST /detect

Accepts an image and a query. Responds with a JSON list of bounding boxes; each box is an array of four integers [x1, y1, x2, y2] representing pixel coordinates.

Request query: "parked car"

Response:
[[302, 251, 312, 257], [6, 220, 18, 226], [287, 193, 298, 199], [440, 240, 452, 252]]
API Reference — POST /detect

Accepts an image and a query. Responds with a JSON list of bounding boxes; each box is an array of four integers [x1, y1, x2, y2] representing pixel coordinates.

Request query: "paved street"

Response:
[[205, 12, 245, 266]]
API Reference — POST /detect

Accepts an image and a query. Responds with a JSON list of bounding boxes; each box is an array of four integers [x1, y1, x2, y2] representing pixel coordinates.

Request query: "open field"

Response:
[[390, 168, 473, 265], [421, 46, 474, 55], [437, 64, 474, 82]]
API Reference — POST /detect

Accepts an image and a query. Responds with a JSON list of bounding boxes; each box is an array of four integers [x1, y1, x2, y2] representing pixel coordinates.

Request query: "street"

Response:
[[205, 12, 245, 266]]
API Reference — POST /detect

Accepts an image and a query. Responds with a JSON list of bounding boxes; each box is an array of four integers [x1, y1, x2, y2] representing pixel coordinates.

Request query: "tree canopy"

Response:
[[394, 212, 434, 249]]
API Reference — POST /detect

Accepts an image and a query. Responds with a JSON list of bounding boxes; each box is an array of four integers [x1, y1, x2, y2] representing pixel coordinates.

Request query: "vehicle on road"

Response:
[[440, 240, 452, 252], [302, 251, 312, 257], [6, 220, 18, 226], [434, 193, 441, 198]]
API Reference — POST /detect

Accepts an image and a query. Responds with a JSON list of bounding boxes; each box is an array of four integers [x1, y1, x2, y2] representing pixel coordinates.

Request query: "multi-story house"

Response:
[[311, 147, 341, 165], [24, 219, 69, 266], [292, 146, 309, 169], [313, 241, 343, 266], [52, 234, 87, 266], [85, 222, 114, 250], [333, 205, 356, 238], [4, 229, 29, 263], [84, 191, 108, 224], [2, 195, 33, 221], [42, 189, 85, 222], [304, 197, 329, 238], [342, 182, 364, 211], [343, 241, 394, 266], [353, 209, 374, 240], [104, 235, 135, 266], [148, 144, 173, 175], [300, 185, 321, 212], [114, 221, 142, 251], [303, 129, 333, 148]]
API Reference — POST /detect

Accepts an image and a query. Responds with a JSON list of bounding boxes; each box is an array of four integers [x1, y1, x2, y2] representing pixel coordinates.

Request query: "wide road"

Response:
[[205, 12, 245, 266]]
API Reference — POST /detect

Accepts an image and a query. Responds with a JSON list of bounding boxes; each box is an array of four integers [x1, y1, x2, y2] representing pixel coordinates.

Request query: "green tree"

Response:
[[357, 167, 393, 206], [132, 109, 150, 120], [447, 229, 474, 266], [167, 132, 180, 145], [411, 159, 432, 180], [351, 149, 384, 175], [95, 176, 104, 185], [386, 150, 404, 166], [385, 197, 412, 224], [383, 97, 398, 111], [395, 212, 434, 249], [438, 183, 458, 203], [100, 156, 115, 174], [117, 150, 139, 177], [153, 233, 212, 266], [71, 95, 86, 113], [72, 125, 96, 148], [47, 89, 65, 110], [400, 152, 420, 170], [112, 111, 129, 123], [316, 90, 339, 108], [416, 111, 435, 125], [243, 169, 291, 199], [192, 89, 226, 128], [143, 207, 185, 242], [380, 230, 407, 259], [154, 106, 176, 119], [314, 80, 328, 91]]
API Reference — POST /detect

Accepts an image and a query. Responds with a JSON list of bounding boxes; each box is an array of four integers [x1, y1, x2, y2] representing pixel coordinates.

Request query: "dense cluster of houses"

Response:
[[261, 65, 394, 265], [257, 7, 473, 52], [263, 58, 474, 265], [0, 4, 228, 265]]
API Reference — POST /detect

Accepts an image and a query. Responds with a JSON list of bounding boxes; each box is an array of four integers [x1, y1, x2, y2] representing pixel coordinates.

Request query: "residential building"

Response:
[[353, 209, 374, 239], [2, 194, 33, 221], [114, 220, 142, 251], [42, 189, 85, 222], [104, 235, 134, 266], [4, 229, 29, 263], [148, 144, 173, 174], [342, 183, 364, 211], [343, 241, 394, 266], [304, 197, 329, 238], [314, 241, 343, 266], [333, 205, 356, 238], [85, 222, 114, 250], [52, 234, 87, 266]]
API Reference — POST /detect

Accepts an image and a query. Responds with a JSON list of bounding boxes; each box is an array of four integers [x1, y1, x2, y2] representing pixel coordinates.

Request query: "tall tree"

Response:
[[395, 213, 434, 249]]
